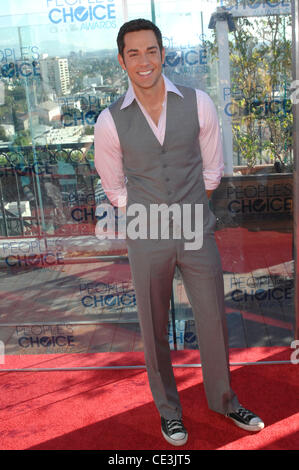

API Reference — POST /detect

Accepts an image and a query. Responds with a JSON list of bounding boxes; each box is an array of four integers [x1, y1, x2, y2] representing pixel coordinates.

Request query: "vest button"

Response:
[[163, 163, 167, 168], [161, 148, 166, 154], [165, 177, 170, 181]]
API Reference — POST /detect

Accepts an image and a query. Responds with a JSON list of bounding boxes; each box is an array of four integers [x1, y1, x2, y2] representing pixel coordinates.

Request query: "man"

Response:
[[94, 18, 264, 446]]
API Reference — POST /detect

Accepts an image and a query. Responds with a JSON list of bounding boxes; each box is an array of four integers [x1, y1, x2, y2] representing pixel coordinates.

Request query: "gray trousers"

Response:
[[127, 229, 240, 420]]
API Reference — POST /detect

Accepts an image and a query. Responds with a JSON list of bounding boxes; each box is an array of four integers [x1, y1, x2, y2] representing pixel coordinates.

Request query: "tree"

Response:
[[13, 130, 31, 147], [229, 15, 292, 170], [84, 126, 94, 135], [0, 126, 7, 141], [207, 6, 293, 170]]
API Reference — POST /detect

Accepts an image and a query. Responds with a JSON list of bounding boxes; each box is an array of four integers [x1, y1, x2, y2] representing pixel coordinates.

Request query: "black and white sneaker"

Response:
[[227, 406, 264, 432], [161, 417, 188, 446]]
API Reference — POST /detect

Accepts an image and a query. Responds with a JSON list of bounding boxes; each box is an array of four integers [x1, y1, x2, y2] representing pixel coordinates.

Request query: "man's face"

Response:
[[118, 29, 165, 92]]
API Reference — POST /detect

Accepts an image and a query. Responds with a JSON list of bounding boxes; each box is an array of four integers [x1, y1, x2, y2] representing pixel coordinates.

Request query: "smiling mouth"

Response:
[[137, 70, 153, 76]]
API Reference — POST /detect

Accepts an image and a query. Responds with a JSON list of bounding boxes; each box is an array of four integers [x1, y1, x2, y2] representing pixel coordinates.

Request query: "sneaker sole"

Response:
[[229, 418, 265, 432], [161, 428, 188, 446]]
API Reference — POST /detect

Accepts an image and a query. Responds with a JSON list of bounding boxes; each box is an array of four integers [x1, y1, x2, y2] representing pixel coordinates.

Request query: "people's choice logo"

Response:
[[218, 0, 291, 14], [46, 0, 116, 25]]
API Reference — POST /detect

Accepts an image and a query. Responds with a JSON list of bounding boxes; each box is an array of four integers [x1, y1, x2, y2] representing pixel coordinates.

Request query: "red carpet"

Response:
[[0, 348, 298, 450], [215, 227, 293, 272]]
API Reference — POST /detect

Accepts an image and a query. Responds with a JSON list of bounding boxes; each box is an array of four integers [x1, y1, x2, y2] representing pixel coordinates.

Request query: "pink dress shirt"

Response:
[[94, 74, 224, 207]]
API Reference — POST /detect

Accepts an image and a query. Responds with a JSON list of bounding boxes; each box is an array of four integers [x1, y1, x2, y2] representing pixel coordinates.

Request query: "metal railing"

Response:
[[0, 141, 101, 238]]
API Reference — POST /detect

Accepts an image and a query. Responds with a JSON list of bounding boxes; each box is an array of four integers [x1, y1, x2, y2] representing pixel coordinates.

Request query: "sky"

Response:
[[0, 0, 219, 56], [0, 0, 291, 58]]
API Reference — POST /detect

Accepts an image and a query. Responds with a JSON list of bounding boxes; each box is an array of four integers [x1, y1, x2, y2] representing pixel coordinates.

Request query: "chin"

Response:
[[134, 76, 161, 90]]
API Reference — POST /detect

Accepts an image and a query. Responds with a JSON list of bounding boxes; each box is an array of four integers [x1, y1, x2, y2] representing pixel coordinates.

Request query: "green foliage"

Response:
[[0, 126, 7, 141], [230, 15, 292, 168], [207, 11, 293, 169], [13, 130, 31, 147]]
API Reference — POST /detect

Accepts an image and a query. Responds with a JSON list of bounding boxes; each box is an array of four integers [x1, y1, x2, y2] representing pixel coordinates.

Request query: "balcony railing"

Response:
[[0, 141, 103, 238]]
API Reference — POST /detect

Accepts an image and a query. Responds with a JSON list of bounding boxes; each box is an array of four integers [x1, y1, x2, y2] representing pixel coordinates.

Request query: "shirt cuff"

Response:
[[203, 168, 224, 190], [104, 188, 127, 207]]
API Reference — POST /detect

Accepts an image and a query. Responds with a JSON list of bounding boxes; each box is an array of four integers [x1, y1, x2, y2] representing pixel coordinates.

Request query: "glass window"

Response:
[[0, 0, 296, 369]]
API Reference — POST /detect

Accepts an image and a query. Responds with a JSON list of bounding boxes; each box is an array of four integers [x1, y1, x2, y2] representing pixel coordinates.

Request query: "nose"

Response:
[[137, 53, 151, 66]]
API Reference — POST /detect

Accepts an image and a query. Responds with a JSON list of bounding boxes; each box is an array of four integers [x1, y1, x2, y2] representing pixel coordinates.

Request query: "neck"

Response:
[[133, 74, 165, 109]]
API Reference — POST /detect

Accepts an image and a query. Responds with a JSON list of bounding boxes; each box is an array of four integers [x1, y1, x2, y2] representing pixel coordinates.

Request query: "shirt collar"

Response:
[[120, 74, 184, 110]]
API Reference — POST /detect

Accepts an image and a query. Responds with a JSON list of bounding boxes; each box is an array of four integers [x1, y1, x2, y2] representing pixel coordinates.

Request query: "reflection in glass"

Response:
[[0, 0, 296, 367]]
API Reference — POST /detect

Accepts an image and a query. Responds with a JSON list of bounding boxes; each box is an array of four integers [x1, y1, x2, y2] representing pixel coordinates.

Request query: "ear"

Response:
[[118, 53, 126, 71]]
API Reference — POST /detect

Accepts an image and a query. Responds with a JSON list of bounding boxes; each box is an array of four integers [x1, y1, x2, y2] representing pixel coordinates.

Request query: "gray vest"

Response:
[[109, 85, 215, 235]]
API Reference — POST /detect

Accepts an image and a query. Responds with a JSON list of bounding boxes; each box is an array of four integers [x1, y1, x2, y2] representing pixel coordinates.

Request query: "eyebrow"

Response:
[[126, 46, 158, 54]]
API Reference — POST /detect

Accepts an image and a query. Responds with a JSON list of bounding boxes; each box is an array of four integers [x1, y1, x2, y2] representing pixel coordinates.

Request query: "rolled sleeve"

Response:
[[94, 108, 127, 207], [196, 90, 224, 190]]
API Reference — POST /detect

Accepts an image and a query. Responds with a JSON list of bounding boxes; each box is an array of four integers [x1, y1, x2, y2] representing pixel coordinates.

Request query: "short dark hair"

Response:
[[117, 18, 163, 58]]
